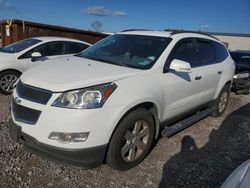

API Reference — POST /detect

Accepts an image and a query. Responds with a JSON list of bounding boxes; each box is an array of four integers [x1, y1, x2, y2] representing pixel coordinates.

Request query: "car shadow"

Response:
[[159, 103, 250, 188]]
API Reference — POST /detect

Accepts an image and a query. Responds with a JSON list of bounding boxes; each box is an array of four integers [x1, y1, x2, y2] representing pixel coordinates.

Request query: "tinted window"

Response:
[[172, 40, 199, 67], [213, 42, 228, 63], [197, 41, 216, 66], [79, 34, 171, 70], [230, 53, 240, 62], [231, 52, 250, 65], [2, 39, 41, 53], [65, 42, 89, 54], [20, 41, 64, 59]]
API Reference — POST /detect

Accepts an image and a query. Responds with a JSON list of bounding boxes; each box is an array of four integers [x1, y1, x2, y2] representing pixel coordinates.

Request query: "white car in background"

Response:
[[0, 37, 91, 94]]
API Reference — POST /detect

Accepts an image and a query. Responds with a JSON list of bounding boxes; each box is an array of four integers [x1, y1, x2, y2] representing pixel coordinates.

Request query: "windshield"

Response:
[[78, 34, 171, 69], [231, 52, 250, 67], [2, 38, 42, 53]]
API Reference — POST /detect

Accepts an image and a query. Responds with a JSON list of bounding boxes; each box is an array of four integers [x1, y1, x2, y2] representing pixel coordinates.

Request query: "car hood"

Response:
[[0, 51, 15, 58], [235, 64, 250, 74], [0, 50, 15, 57], [21, 56, 142, 92]]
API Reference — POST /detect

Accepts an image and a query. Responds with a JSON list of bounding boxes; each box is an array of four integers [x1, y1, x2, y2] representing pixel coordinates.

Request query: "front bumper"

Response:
[[11, 89, 124, 149], [9, 118, 107, 168], [232, 77, 250, 94]]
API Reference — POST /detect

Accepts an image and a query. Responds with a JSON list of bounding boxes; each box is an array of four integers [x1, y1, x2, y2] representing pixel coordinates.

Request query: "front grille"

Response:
[[233, 77, 250, 89], [12, 101, 41, 125], [16, 81, 52, 105]]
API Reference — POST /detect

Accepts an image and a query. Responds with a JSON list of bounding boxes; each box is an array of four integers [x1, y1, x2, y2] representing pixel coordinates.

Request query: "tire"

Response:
[[211, 84, 231, 117], [248, 80, 250, 95], [107, 108, 155, 171], [0, 70, 21, 95]]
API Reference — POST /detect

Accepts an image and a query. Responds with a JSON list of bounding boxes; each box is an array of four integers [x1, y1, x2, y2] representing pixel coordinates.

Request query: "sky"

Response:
[[0, 0, 250, 33]]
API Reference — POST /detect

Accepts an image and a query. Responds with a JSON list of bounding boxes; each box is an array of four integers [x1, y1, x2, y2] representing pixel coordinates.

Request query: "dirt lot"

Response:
[[0, 93, 249, 188]]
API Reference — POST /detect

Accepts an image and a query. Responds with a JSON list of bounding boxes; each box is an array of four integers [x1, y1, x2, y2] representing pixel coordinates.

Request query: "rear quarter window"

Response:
[[212, 42, 229, 63]]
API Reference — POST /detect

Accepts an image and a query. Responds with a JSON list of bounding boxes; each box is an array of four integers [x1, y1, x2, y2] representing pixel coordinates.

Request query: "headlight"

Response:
[[233, 72, 250, 79], [52, 83, 117, 109]]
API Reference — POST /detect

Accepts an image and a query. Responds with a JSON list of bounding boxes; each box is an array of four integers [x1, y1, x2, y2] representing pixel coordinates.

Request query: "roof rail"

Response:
[[170, 30, 219, 40], [121, 29, 153, 32]]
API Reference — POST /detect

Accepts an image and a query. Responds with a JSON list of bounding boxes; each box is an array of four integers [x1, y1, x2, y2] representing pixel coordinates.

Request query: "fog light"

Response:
[[48, 132, 89, 143]]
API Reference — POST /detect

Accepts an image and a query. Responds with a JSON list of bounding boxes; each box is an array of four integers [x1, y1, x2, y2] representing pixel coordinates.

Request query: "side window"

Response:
[[19, 41, 64, 59], [172, 40, 199, 68], [64, 42, 89, 54], [212, 42, 229, 63], [197, 41, 216, 66]]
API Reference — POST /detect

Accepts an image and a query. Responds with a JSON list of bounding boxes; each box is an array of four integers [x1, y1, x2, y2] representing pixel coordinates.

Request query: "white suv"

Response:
[[9, 31, 235, 171], [0, 37, 90, 94]]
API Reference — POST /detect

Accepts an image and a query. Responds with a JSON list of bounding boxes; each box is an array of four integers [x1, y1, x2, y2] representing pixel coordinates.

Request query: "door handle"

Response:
[[195, 75, 202, 80], [218, 71, 222, 75]]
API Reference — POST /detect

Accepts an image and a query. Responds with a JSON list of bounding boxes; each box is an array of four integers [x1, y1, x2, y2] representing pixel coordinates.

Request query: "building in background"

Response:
[[0, 19, 108, 47], [0, 33, 2, 48], [1, 19, 250, 51], [208, 32, 250, 51]]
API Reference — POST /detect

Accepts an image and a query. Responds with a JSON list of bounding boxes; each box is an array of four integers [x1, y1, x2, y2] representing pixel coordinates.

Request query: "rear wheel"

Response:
[[107, 108, 155, 171], [0, 71, 20, 95], [211, 84, 230, 117]]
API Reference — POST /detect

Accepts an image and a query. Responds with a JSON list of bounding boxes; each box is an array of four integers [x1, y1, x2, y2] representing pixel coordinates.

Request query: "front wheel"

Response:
[[0, 71, 20, 95], [211, 85, 231, 117], [106, 108, 155, 171]]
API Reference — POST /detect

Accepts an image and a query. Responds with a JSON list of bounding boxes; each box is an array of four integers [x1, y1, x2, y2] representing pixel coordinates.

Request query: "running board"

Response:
[[161, 108, 214, 137]]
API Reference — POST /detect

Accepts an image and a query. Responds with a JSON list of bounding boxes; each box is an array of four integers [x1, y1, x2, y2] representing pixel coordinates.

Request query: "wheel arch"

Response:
[[225, 80, 232, 86], [214, 79, 232, 99], [108, 101, 161, 146], [0, 69, 22, 76]]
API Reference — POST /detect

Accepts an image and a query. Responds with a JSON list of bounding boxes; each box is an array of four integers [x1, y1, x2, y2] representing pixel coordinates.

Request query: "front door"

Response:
[[18, 41, 65, 69], [162, 38, 202, 121]]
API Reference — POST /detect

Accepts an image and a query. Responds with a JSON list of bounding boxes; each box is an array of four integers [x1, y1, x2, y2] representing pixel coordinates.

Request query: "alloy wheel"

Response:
[[121, 120, 150, 162], [0, 74, 18, 93], [218, 92, 228, 113]]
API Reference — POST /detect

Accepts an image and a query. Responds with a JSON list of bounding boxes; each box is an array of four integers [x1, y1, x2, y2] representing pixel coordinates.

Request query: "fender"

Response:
[[106, 98, 162, 142]]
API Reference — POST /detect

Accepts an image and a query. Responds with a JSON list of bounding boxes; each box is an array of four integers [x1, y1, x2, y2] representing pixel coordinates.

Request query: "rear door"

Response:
[[195, 39, 223, 104]]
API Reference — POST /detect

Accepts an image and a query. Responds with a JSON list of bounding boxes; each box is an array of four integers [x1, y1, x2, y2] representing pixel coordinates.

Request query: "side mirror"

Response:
[[169, 59, 192, 73], [31, 52, 42, 62]]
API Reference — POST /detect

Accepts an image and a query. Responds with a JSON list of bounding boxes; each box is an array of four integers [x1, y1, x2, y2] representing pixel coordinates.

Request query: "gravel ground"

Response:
[[0, 93, 249, 188]]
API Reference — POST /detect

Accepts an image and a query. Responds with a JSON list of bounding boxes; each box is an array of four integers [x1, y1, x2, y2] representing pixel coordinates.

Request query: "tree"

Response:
[[91, 20, 103, 32]]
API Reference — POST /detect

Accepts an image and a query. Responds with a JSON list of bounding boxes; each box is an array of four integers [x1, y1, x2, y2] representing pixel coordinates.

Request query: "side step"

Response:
[[161, 108, 214, 137]]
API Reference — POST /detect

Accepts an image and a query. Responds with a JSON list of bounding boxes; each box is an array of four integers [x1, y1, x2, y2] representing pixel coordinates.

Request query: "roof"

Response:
[[119, 30, 220, 42], [30, 36, 90, 44], [119, 30, 172, 37]]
